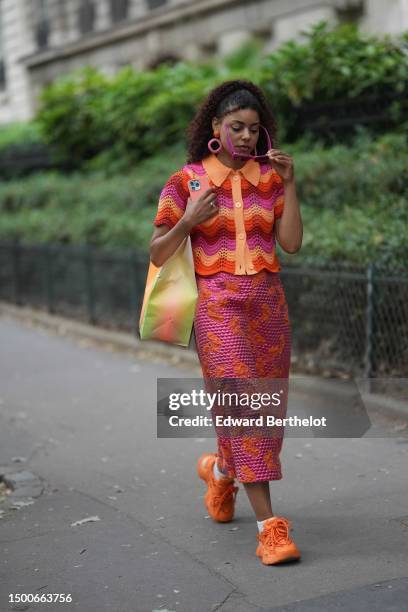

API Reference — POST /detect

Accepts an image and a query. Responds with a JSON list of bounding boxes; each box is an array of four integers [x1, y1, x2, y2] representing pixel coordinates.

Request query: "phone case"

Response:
[[186, 174, 213, 202]]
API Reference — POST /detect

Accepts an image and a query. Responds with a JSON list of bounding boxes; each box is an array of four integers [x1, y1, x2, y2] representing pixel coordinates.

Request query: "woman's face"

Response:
[[212, 108, 260, 163]]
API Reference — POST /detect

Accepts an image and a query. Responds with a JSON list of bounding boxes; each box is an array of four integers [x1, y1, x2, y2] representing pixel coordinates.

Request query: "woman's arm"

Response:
[[150, 186, 218, 267], [150, 218, 192, 267], [274, 177, 303, 254], [266, 148, 303, 254]]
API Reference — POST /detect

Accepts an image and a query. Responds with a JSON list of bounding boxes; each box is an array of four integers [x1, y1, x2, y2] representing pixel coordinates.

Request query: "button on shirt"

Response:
[[153, 153, 285, 276], [208, 162, 257, 275]]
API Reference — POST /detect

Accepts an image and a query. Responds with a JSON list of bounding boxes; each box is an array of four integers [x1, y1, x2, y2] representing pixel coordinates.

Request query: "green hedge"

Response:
[[260, 20, 408, 104], [0, 21, 407, 174], [1, 21, 407, 266], [0, 122, 44, 150], [35, 62, 220, 171], [259, 22, 408, 141], [1, 132, 407, 268], [33, 21, 408, 169], [0, 22, 407, 174]]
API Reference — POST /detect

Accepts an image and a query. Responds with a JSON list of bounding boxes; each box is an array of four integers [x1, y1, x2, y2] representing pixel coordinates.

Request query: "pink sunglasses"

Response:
[[225, 124, 273, 162]]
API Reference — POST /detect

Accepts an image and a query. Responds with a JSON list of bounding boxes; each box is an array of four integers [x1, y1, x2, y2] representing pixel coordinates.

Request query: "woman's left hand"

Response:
[[266, 149, 294, 183]]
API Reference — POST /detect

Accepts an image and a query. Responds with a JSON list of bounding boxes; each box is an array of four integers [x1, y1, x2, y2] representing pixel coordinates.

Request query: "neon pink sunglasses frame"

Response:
[[225, 124, 273, 162]]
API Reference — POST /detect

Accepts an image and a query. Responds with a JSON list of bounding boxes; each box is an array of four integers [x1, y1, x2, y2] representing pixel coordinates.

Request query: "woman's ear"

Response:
[[212, 117, 220, 134]]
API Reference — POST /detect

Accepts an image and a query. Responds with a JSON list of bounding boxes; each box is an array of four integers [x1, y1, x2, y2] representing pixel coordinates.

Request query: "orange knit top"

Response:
[[153, 153, 285, 276]]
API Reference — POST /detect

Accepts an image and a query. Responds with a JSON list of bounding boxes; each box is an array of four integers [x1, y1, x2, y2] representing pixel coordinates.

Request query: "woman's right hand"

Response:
[[182, 188, 218, 230]]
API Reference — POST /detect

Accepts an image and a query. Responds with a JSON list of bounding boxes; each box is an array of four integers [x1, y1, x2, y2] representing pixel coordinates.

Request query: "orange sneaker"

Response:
[[256, 516, 301, 565], [197, 453, 238, 523]]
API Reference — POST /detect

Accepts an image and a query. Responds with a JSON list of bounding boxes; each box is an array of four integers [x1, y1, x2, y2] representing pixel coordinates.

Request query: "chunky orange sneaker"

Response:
[[256, 517, 301, 565], [197, 453, 238, 523]]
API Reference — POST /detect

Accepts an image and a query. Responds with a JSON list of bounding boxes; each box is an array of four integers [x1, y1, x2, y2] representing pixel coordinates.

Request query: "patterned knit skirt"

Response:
[[193, 268, 291, 483]]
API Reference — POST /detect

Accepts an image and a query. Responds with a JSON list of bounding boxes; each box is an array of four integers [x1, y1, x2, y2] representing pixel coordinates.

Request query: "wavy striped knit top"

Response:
[[153, 152, 285, 276]]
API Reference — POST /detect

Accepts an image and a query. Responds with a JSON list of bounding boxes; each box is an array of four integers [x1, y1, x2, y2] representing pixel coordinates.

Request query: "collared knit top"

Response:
[[153, 152, 285, 276]]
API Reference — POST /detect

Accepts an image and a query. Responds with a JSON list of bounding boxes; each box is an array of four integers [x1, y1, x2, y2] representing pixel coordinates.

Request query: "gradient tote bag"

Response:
[[138, 235, 198, 347]]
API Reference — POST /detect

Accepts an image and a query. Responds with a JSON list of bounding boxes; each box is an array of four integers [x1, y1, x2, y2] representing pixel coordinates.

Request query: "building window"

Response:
[[110, 0, 129, 23], [146, 0, 167, 10], [35, 0, 50, 50], [78, 0, 95, 34]]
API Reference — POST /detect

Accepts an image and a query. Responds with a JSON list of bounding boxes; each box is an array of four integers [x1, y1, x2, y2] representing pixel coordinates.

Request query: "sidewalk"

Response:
[[1, 310, 408, 612], [1, 301, 407, 422]]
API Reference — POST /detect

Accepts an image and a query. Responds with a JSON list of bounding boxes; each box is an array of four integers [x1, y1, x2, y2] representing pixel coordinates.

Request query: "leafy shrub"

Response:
[[260, 21, 408, 106], [34, 21, 408, 168], [0, 122, 43, 150], [36, 62, 217, 169], [36, 66, 111, 165], [0, 133, 407, 268], [0, 122, 63, 179]]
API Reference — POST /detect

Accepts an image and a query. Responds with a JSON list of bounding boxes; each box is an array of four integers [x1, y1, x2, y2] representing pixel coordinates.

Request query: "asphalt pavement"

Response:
[[1, 314, 407, 612]]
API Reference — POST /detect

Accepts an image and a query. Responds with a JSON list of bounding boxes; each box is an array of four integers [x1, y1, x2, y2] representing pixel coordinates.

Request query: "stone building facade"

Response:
[[0, 0, 407, 123]]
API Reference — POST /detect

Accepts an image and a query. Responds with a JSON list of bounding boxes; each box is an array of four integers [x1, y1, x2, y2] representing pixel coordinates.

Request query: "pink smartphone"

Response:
[[187, 174, 213, 203]]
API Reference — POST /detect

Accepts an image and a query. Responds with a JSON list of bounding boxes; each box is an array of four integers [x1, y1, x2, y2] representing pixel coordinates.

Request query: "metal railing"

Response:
[[1, 240, 407, 385], [281, 262, 408, 388], [0, 240, 147, 334]]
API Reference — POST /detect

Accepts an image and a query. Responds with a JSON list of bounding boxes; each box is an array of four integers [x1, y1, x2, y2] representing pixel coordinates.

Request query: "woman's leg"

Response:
[[243, 481, 273, 521]]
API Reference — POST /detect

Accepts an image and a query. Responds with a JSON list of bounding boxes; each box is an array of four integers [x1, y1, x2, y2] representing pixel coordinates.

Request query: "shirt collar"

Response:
[[202, 153, 261, 187]]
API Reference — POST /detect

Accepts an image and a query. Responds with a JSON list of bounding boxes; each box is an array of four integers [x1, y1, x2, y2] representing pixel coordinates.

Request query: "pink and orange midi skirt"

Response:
[[193, 268, 291, 483]]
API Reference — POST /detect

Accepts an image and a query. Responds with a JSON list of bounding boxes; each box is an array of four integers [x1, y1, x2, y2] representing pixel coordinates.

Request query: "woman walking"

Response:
[[150, 80, 303, 565]]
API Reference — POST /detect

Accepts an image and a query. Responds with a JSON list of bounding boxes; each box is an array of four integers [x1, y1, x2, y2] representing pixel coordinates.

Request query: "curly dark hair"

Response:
[[186, 79, 277, 164]]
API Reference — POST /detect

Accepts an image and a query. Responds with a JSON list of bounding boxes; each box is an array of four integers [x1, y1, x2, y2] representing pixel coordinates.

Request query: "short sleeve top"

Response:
[[153, 152, 285, 276]]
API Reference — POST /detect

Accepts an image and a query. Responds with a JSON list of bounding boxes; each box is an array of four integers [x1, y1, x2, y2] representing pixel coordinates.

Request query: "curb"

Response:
[[1, 300, 407, 424]]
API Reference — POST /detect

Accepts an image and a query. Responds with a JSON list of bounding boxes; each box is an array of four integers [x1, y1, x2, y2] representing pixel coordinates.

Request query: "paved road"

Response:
[[1, 315, 407, 612]]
